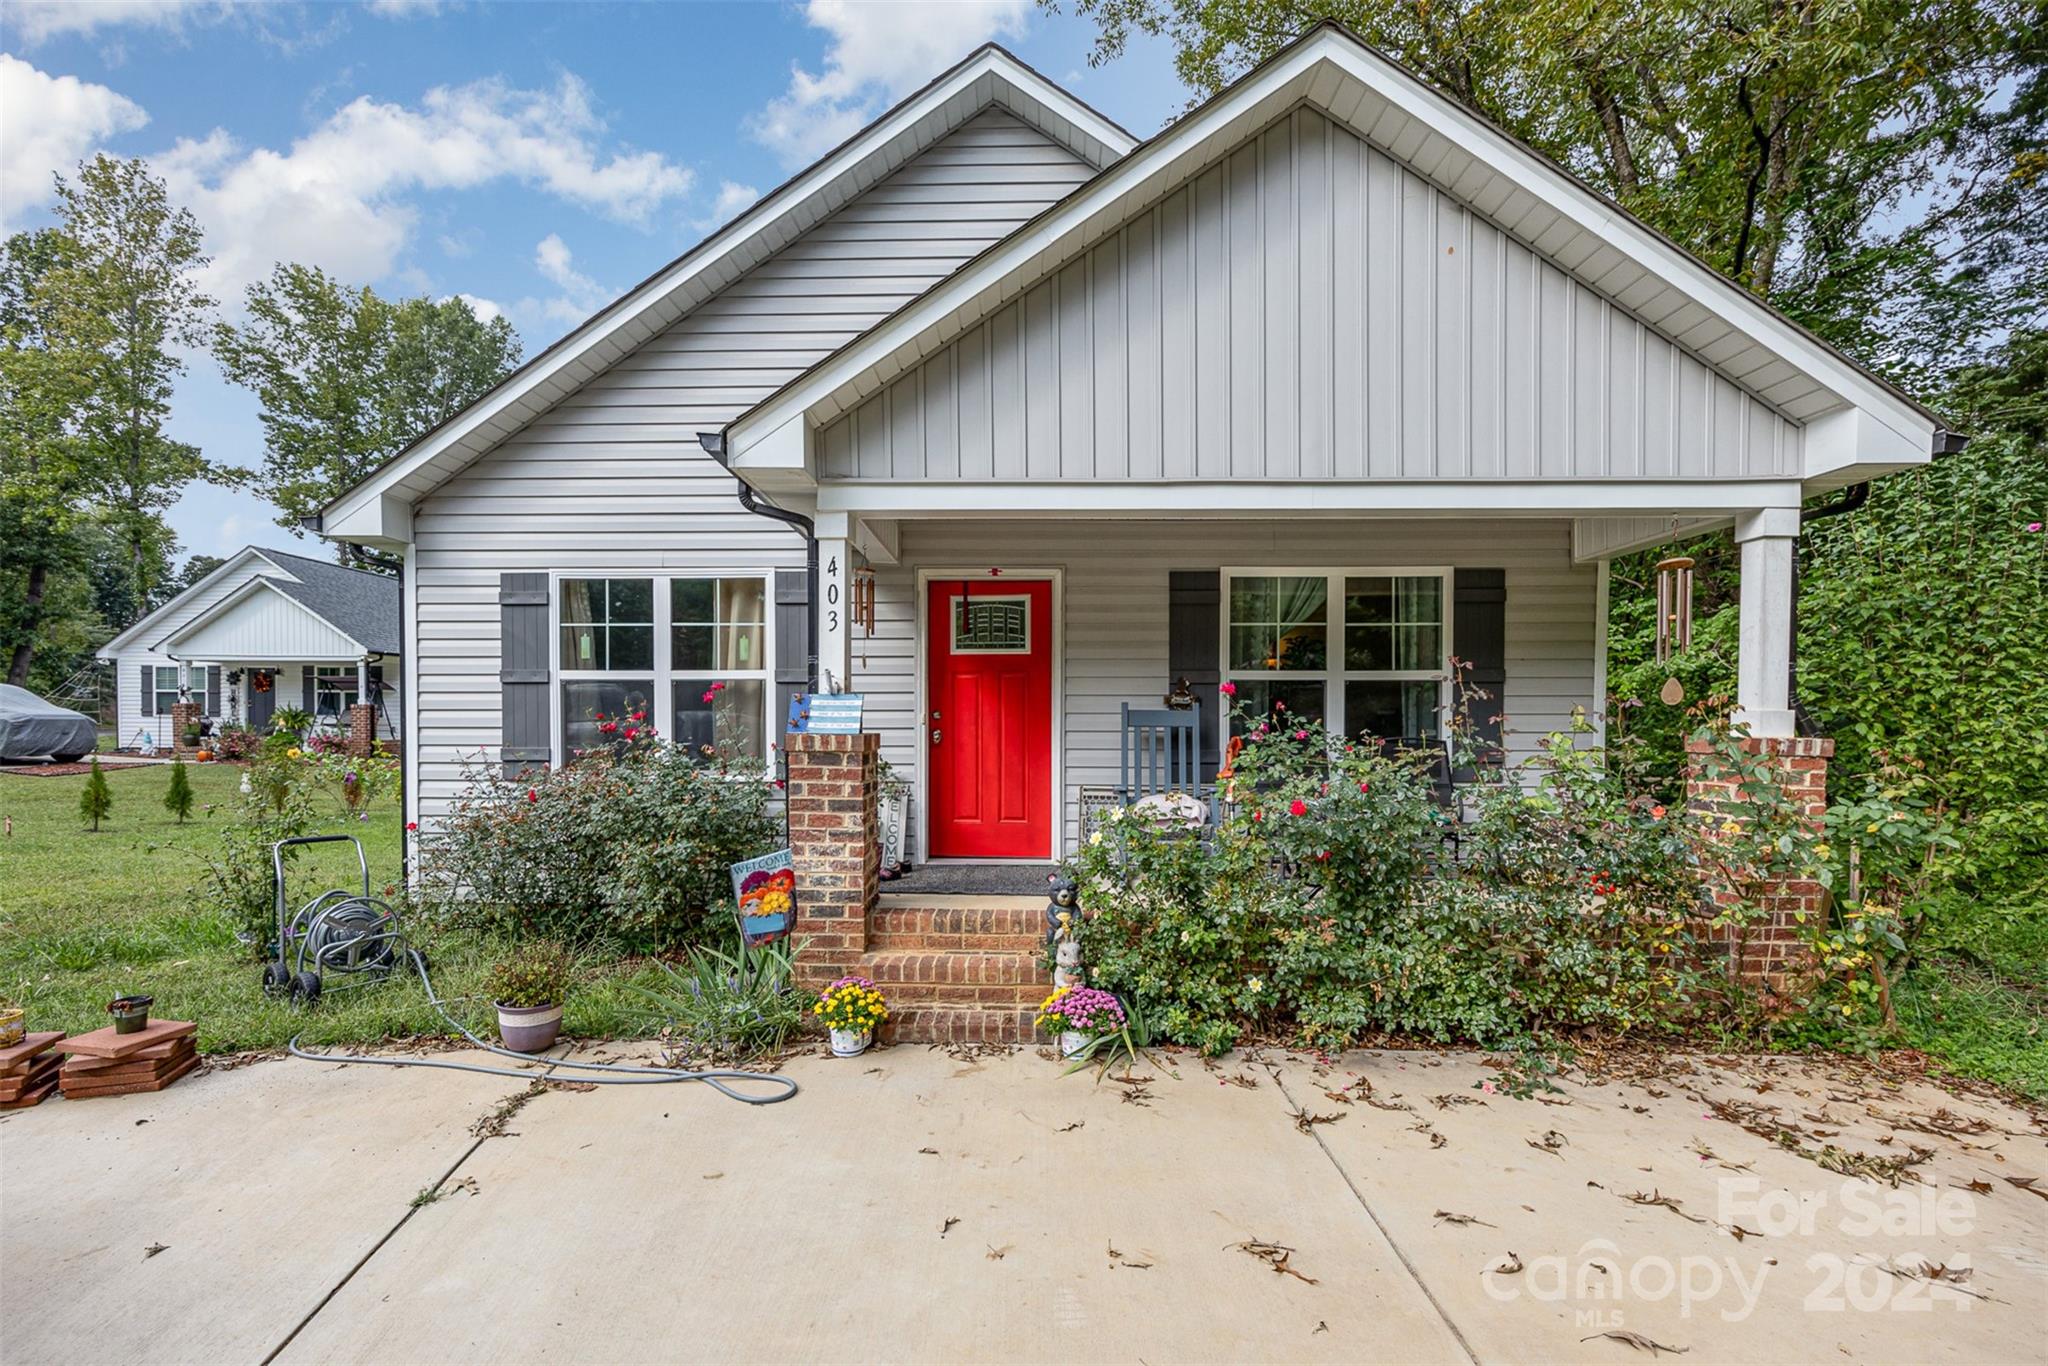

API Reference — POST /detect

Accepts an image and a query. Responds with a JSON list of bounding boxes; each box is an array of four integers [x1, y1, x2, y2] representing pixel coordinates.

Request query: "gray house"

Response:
[[318, 27, 1942, 864], [98, 547, 402, 749]]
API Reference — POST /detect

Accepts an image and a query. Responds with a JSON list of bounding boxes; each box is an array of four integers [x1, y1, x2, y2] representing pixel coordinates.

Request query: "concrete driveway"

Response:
[[3, 1042, 2043, 1364]]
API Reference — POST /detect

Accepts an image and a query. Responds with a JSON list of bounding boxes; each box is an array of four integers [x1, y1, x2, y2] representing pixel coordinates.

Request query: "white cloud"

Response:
[[528, 232, 607, 325], [693, 179, 760, 231], [746, 0, 1030, 168], [450, 292, 503, 324], [366, 0, 440, 14], [0, 54, 150, 228], [5, 0, 226, 44], [155, 72, 692, 301]]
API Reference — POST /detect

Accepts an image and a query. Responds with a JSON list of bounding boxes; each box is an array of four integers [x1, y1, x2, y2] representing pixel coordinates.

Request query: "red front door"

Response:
[[926, 577, 1053, 859]]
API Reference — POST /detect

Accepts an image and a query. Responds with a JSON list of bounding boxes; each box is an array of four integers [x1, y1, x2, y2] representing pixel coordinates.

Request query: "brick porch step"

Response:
[[866, 896, 1043, 953], [860, 934, 1049, 1045], [883, 1004, 1036, 1045]]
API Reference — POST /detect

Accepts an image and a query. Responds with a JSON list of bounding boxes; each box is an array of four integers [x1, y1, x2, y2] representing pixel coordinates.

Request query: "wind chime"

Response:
[[850, 565, 876, 637], [1653, 554, 1694, 706]]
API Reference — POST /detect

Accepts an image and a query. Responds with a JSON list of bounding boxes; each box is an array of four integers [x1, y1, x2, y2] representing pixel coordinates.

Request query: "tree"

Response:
[[45, 155, 221, 611], [79, 756, 113, 831], [1054, 0, 2036, 374], [215, 265, 522, 541], [163, 755, 195, 823], [0, 227, 97, 686]]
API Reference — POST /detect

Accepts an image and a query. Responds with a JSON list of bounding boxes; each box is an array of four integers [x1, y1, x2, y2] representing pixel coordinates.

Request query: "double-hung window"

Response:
[[154, 665, 211, 716], [1223, 569, 1450, 745], [556, 574, 770, 765]]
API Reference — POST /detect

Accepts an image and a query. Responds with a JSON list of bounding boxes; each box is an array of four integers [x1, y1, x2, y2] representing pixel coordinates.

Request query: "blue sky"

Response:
[[2, 0, 1191, 564]]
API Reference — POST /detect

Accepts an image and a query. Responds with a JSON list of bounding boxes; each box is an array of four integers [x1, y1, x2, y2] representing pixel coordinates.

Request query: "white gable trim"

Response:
[[318, 46, 1135, 544], [96, 547, 280, 658], [156, 577, 368, 660], [725, 25, 1937, 487]]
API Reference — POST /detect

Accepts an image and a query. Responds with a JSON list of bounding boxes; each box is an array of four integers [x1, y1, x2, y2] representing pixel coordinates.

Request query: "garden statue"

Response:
[[1046, 873, 1084, 989]]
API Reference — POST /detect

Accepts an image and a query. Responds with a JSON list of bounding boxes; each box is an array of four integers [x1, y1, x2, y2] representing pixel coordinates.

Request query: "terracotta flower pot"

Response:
[[496, 1001, 562, 1053]]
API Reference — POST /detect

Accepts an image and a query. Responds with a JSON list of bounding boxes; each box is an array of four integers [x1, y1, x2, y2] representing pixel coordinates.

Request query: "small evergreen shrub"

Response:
[[163, 757, 195, 823], [77, 758, 113, 831]]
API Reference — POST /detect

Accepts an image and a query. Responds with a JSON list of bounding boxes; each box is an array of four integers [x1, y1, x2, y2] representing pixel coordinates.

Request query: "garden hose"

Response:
[[285, 950, 799, 1104]]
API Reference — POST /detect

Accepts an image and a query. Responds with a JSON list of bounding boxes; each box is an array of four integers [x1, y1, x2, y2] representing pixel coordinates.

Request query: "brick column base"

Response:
[[169, 701, 201, 757], [1685, 734, 1832, 984], [346, 703, 377, 756], [785, 731, 879, 992]]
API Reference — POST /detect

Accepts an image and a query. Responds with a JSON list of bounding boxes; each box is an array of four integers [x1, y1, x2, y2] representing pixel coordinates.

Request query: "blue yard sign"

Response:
[[787, 691, 864, 735]]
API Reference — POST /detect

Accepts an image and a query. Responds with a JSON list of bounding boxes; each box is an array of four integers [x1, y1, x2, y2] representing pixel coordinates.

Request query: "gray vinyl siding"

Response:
[[821, 108, 1801, 483], [409, 110, 1097, 823], [848, 518, 1598, 857]]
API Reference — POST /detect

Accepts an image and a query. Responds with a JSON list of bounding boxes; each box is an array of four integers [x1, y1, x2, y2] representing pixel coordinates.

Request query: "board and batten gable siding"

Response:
[[106, 556, 287, 747], [819, 107, 1801, 484], [407, 109, 1098, 822], [847, 518, 1598, 857]]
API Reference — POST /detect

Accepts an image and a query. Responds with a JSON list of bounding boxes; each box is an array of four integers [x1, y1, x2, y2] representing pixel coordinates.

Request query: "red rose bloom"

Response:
[[1289, 799, 1308, 817]]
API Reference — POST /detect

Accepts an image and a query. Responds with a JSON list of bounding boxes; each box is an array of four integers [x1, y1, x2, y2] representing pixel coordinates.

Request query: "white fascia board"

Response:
[[816, 479, 1806, 518], [1571, 515, 1732, 563], [728, 27, 1936, 474], [153, 577, 366, 657], [318, 493, 413, 549], [96, 547, 269, 658], [321, 48, 1130, 530]]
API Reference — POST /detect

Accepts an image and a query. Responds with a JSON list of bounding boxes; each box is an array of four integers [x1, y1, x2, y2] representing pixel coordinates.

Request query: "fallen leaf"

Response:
[[1291, 1107, 1345, 1133], [985, 1244, 1011, 1261], [941, 1217, 959, 1238], [1581, 1329, 1687, 1355], [701, 1172, 724, 1180], [1057, 1121, 1085, 1133], [918, 1147, 939, 1155], [142, 1243, 168, 1260], [1312, 1321, 1329, 1335], [1494, 1252, 1525, 1274], [1231, 1238, 1318, 1284], [1433, 1210, 1496, 1228], [1527, 1130, 1570, 1157]]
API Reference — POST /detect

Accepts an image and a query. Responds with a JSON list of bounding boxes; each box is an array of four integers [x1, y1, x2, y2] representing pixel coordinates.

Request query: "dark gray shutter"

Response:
[[301, 669, 316, 715], [204, 666, 221, 717], [1168, 570, 1222, 781], [139, 664, 154, 716], [500, 573, 552, 776], [773, 567, 811, 737], [1452, 568, 1507, 772]]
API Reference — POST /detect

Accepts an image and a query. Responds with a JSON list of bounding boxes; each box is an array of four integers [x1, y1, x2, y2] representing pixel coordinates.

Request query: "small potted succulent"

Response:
[[814, 975, 888, 1057], [485, 941, 575, 1053], [1035, 985, 1126, 1059], [108, 993, 154, 1035]]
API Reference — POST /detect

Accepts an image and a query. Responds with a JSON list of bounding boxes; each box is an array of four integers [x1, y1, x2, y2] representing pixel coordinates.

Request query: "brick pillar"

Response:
[[785, 731, 878, 991], [346, 703, 377, 756], [1685, 734, 1832, 983], [169, 701, 201, 756]]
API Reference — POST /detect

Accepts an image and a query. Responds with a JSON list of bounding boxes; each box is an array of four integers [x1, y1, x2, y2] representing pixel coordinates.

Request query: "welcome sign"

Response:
[[731, 848, 796, 946]]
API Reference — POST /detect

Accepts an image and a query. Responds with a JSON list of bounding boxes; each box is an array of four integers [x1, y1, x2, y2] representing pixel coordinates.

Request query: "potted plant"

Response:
[[181, 724, 202, 750], [1035, 985, 1126, 1059], [485, 942, 574, 1053], [813, 975, 887, 1056], [108, 994, 154, 1035], [0, 1002, 24, 1047]]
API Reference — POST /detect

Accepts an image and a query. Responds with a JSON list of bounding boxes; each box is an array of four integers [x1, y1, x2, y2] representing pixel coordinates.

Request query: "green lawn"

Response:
[[0, 761, 669, 1054], [1893, 895, 2048, 1102]]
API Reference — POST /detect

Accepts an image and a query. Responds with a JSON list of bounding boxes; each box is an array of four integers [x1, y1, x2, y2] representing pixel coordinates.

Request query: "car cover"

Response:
[[0, 684, 100, 760]]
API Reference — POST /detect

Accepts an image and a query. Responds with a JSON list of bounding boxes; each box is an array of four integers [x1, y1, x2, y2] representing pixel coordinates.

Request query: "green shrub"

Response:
[[626, 937, 808, 1062], [485, 940, 575, 1007], [77, 757, 112, 831], [162, 757, 194, 823], [423, 742, 779, 952]]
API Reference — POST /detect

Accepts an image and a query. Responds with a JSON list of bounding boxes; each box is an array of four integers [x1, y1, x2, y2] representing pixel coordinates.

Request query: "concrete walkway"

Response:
[[3, 1043, 2043, 1364]]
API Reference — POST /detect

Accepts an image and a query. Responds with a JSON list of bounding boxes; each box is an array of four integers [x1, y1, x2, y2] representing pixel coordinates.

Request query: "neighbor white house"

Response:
[[98, 547, 402, 750], [314, 25, 1945, 865]]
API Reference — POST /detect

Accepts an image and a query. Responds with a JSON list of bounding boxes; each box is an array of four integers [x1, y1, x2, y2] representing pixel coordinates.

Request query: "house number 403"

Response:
[[825, 554, 840, 631]]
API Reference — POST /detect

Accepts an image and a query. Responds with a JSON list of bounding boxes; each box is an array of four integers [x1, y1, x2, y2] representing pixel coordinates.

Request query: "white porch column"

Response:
[[357, 656, 370, 695], [177, 658, 192, 702], [814, 512, 854, 695], [1733, 507, 1799, 738]]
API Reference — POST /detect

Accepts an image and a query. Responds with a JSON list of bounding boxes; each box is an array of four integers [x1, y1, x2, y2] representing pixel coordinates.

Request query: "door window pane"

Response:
[[1343, 680, 1441, 741], [561, 680, 652, 756], [671, 678, 765, 761], [952, 595, 1029, 653]]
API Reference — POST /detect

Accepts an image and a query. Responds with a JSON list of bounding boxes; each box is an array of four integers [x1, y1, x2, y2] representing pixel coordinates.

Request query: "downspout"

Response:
[[697, 431, 818, 693], [1785, 426, 1966, 734]]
